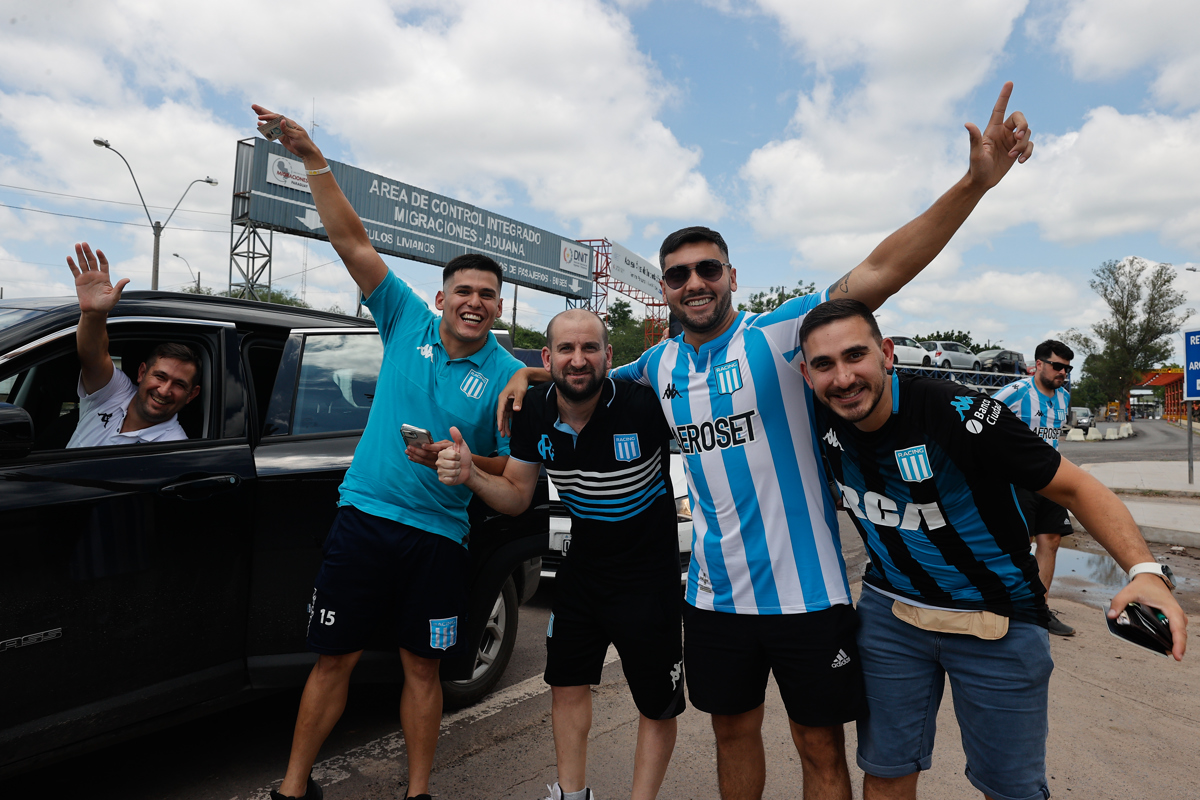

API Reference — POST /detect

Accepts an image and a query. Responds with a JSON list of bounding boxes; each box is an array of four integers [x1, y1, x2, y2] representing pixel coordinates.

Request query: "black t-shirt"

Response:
[[815, 372, 1061, 626], [510, 378, 679, 584]]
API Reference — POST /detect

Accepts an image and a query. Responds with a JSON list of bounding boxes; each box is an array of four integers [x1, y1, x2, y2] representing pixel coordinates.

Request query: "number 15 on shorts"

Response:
[[317, 609, 336, 625]]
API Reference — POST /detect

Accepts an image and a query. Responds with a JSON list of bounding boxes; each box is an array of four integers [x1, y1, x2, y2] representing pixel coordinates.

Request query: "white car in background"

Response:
[[543, 445, 692, 582], [921, 340, 981, 371], [889, 335, 931, 366]]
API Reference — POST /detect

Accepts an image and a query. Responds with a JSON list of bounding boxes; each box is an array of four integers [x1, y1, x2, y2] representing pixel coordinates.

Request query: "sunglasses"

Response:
[[663, 259, 730, 290], [1105, 602, 1173, 658], [1045, 360, 1073, 373]]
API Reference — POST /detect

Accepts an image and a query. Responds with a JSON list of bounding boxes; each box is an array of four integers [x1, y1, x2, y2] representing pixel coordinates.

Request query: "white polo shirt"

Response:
[[66, 368, 188, 448]]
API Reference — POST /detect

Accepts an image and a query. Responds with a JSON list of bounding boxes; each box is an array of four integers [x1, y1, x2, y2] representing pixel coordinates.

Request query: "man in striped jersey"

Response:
[[798, 299, 1185, 800], [500, 82, 1037, 800], [992, 340, 1076, 635], [438, 309, 684, 800]]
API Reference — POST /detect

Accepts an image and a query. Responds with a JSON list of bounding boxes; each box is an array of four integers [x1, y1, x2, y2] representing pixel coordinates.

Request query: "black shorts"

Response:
[[307, 505, 469, 659], [682, 602, 865, 727], [1015, 487, 1073, 537], [545, 574, 685, 721]]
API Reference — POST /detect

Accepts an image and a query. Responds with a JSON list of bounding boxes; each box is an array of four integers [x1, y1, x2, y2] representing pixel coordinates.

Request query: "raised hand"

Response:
[[436, 426, 474, 486], [251, 104, 320, 161], [964, 81, 1034, 190], [67, 242, 128, 315], [407, 439, 453, 470]]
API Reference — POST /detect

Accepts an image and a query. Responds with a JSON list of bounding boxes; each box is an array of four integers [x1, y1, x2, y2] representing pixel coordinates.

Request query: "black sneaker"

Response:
[[270, 773, 323, 800], [1047, 609, 1075, 637]]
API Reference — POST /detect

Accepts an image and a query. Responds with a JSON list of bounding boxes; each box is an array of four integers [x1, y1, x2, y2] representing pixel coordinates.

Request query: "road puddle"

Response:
[[1049, 545, 1129, 595]]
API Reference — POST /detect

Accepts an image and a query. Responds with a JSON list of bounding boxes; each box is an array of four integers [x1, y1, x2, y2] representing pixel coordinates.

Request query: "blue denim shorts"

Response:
[[855, 588, 1053, 800]]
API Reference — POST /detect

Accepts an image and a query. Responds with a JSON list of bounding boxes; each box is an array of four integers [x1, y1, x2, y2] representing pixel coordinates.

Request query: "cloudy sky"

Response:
[[2, 0, 1198, 361]]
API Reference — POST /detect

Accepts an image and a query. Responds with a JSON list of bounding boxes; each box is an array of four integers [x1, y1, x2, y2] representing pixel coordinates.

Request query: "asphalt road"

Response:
[[1059, 418, 1194, 464]]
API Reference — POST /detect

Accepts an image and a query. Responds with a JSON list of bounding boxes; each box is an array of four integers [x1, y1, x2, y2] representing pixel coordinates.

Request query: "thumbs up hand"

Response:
[[437, 426, 474, 486]]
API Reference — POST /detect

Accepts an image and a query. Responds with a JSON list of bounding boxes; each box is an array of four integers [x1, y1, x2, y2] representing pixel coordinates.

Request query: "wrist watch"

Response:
[[1128, 562, 1177, 590]]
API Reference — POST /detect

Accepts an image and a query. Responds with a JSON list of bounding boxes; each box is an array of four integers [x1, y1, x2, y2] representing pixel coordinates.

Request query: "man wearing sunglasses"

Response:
[[993, 340, 1076, 635], [500, 82, 1035, 800]]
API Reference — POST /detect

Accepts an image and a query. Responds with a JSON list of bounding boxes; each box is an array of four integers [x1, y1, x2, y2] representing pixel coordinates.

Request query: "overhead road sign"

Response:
[[232, 138, 592, 299], [608, 240, 662, 300]]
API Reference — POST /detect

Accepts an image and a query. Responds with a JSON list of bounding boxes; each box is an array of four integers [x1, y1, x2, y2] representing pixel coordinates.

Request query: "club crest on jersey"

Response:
[[614, 433, 641, 461], [460, 369, 488, 400], [713, 360, 743, 395], [894, 445, 933, 483]]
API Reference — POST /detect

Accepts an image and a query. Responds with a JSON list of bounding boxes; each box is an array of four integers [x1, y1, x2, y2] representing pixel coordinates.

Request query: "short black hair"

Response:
[[145, 343, 201, 387], [797, 299, 882, 355], [443, 253, 504, 288], [658, 226, 730, 269], [1035, 339, 1074, 363], [546, 308, 609, 349]]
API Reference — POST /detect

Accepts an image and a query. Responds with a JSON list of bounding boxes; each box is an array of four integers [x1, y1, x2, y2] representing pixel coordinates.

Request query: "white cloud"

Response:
[[1053, 0, 1200, 109], [738, 1, 1026, 269]]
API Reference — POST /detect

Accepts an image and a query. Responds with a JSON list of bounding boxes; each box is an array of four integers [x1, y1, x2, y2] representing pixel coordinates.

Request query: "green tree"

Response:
[[496, 320, 547, 349], [606, 299, 646, 366], [912, 330, 977, 351], [1063, 257, 1193, 421], [737, 280, 817, 313]]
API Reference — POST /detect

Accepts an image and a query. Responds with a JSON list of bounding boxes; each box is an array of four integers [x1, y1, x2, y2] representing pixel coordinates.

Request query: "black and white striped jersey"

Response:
[[510, 379, 678, 580]]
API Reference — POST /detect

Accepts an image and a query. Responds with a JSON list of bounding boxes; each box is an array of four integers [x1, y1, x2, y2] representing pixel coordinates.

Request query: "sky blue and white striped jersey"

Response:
[[992, 377, 1070, 450], [610, 294, 851, 615]]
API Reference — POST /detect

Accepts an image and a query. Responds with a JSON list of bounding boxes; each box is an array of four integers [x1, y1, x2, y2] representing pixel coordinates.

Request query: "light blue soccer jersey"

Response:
[[611, 294, 852, 615], [992, 376, 1070, 450], [338, 270, 523, 544]]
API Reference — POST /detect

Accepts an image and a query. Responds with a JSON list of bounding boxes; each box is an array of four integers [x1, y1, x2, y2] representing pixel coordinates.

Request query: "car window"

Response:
[[292, 333, 383, 435], [0, 335, 211, 451], [921, 342, 936, 350], [892, 337, 915, 348]]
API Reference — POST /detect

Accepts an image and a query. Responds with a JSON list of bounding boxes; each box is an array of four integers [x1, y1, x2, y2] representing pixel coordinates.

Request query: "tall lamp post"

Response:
[[173, 253, 200, 292], [92, 138, 218, 290]]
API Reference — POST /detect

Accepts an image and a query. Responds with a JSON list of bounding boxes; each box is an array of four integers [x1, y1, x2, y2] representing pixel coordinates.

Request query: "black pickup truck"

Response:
[[0, 292, 545, 777]]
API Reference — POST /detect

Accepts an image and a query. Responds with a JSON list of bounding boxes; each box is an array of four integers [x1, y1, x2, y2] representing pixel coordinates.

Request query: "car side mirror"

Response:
[[0, 402, 35, 459]]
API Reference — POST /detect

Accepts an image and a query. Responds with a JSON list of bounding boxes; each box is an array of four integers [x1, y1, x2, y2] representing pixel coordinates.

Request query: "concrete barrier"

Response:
[[1086, 428, 1104, 441], [1066, 428, 1086, 441], [1119, 423, 1134, 438], [1104, 427, 1119, 440]]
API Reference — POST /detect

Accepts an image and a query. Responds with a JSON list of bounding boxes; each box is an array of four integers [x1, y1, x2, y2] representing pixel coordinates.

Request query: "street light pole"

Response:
[[172, 253, 199, 292], [93, 138, 217, 290]]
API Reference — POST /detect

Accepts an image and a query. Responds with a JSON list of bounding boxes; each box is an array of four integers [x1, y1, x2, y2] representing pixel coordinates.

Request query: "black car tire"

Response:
[[972, 361, 981, 372], [922, 356, 931, 366], [990, 365, 1000, 373], [941, 360, 952, 369], [441, 575, 519, 709]]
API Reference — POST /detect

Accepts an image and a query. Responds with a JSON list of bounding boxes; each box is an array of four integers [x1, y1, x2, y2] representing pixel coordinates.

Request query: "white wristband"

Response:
[[306, 166, 331, 176]]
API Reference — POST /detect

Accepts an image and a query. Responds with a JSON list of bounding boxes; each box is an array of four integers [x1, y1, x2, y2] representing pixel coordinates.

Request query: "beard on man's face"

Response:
[[671, 284, 733, 336], [817, 373, 886, 424], [552, 363, 604, 402]]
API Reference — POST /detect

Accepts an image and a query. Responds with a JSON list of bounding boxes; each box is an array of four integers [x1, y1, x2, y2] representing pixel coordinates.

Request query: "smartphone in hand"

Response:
[[1105, 602, 1173, 658], [401, 424, 434, 448]]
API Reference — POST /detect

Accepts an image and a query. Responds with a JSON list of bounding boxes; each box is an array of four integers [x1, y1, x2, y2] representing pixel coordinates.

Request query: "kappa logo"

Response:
[[429, 616, 458, 650], [713, 360, 743, 395], [696, 568, 714, 594], [670, 659, 683, 689], [662, 383, 681, 400], [98, 411, 114, 428], [538, 434, 555, 461], [831, 649, 851, 669], [823, 428, 842, 451], [614, 433, 641, 461], [417, 344, 434, 360], [547, 612, 555, 638], [951, 396, 974, 421], [460, 369, 488, 399]]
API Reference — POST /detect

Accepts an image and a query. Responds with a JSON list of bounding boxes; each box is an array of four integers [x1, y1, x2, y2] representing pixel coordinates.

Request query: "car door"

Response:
[[0, 319, 255, 768]]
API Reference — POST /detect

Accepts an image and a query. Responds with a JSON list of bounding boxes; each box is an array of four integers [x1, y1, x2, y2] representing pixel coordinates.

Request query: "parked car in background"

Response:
[[0, 292, 546, 777], [889, 335, 931, 366], [977, 349, 1028, 374], [1069, 407, 1093, 431], [921, 340, 981, 371], [543, 441, 692, 582]]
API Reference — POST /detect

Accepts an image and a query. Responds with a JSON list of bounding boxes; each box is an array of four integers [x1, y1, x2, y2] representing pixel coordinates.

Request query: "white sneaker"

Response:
[[544, 782, 596, 800]]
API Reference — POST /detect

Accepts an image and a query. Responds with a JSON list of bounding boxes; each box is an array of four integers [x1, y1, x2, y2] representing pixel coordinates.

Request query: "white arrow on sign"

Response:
[[296, 209, 324, 230], [570, 279, 582, 293]]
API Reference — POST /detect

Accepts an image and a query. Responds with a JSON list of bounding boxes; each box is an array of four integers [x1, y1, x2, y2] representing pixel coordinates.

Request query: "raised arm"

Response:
[[251, 105, 388, 298], [496, 367, 550, 437], [829, 82, 1034, 311], [437, 426, 540, 516], [1038, 458, 1187, 660], [67, 242, 127, 394]]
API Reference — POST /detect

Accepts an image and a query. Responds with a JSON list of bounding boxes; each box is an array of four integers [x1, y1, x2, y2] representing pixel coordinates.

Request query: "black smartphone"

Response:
[[1105, 602, 1173, 658]]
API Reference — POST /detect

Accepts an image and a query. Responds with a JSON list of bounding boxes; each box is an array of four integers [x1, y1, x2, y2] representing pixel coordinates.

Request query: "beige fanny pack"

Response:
[[891, 600, 1009, 640]]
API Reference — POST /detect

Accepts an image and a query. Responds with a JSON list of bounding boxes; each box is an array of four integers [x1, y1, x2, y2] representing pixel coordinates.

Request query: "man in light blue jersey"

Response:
[[252, 105, 524, 800], [501, 83, 1036, 800], [993, 339, 1076, 635]]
